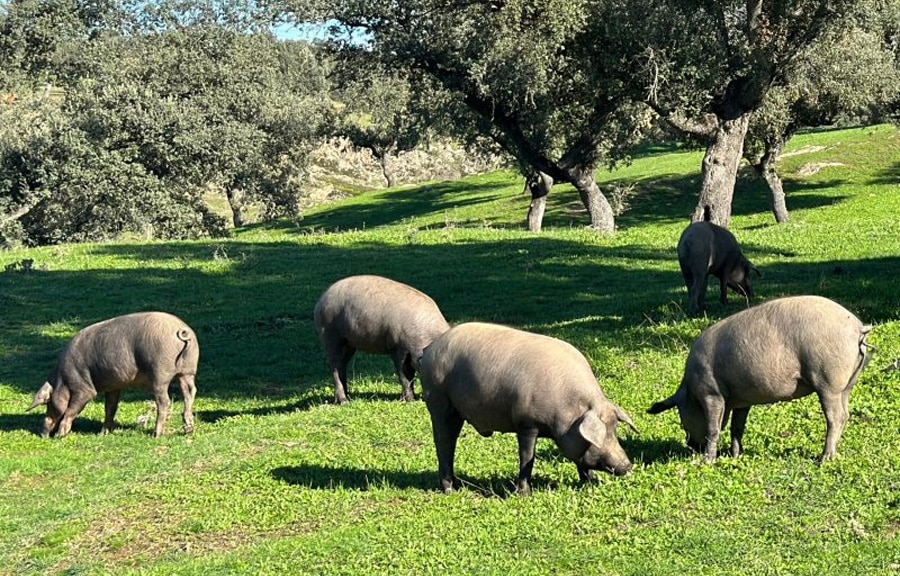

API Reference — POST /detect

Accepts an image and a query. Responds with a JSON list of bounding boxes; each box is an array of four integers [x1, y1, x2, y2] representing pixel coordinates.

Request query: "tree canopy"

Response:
[[1, 0, 897, 245], [0, 0, 331, 245]]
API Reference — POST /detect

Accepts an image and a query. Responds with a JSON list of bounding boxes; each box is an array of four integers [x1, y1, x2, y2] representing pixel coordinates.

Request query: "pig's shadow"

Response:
[[196, 391, 414, 425], [0, 411, 149, 436], [534, 436, 688, 466], [271, 464, 543, 498]]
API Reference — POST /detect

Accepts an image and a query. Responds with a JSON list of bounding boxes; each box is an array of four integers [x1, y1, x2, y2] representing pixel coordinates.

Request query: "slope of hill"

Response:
[[0, 125, 897, 575]]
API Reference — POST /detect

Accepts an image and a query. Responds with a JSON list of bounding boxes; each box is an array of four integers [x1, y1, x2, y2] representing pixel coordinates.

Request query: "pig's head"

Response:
[[676, 396, 707, 453], [559, 406, 638, 476], [648, 392, 707, 453], [27, 381, 67, 437], [726, 257, 760, 301]]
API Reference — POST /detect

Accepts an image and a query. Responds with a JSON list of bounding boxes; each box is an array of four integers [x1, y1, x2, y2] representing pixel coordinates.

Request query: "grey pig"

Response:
[[677, 221, 760, 316], [419, 322, 638, 495], [648, 295, 872, 462], [28, 312, 199, 438], [313, 275, 450, 404]]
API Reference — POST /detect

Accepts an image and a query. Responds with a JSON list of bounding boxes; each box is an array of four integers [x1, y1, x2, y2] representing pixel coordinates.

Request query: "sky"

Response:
[[272, 19, 370, 45], [272, 21, 332, 42]]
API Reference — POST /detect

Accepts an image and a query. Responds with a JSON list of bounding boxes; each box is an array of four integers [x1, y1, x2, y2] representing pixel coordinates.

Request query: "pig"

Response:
[[313, 275, 450, 404], [419, 322, 638, 495], [28, 311, 199, 438], [648, 295, 872, 462], [677, 221, 760, 317]]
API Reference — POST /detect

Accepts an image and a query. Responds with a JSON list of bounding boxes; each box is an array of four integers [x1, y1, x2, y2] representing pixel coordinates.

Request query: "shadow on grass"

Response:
[[1, 235, 897, 425], [534, 436, 688, 468], [870, 160, 899, 186], [0, 410, 152, 437], [261, 179, 512, 234], [195, 391, 407, 425], [272, 463, 447, 494], [271, 463, 634, 497], [623, 437, 692, 466], [0, 237, 677, 401]]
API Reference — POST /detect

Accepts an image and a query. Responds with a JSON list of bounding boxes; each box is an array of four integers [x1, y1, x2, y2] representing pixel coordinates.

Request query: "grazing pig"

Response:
[[648, 296, 872, 462], [419, 322, 638, 495], [313, 275, 450, 404], [677, 221, 760, 316], [28, 312, 199, 438]]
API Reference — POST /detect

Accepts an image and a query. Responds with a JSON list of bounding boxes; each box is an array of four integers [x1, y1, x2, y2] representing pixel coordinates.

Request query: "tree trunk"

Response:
[[226, 187, 246, 228], [753, 140, 790, 223], [691, 114, 751, 227], [379, 153, 396, 188], [571, 167, 615, 233], [525, 171, 553, 232]]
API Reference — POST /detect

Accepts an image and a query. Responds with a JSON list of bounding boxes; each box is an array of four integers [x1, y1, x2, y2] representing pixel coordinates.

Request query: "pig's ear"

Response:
[[615, 406, 640, 435], [578, 410, 607, 448], [27, 381, 52, 412]]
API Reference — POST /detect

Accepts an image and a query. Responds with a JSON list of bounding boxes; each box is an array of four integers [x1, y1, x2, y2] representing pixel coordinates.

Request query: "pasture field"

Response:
[[0, 125, 898, 575]]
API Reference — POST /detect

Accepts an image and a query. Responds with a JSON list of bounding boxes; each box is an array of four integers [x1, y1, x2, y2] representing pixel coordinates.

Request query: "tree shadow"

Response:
[[0, 236, 680, 398], [607, 171, 851, 229], [869, 161, 899, 186], [256, 179, 511, 234], [2, 231, 897, 427]]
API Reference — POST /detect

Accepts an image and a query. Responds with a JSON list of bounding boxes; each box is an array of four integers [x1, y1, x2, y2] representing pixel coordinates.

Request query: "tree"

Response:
[[319, 0, 651, 233], [331, 57, 440, 188], [118, 27, 331, 227], [745, 20, 900, 222], [0, 0, 334, 243], [611, 0, 860, 226]]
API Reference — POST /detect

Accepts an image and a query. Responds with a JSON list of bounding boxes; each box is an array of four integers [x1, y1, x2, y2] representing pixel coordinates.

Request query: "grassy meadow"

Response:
[[0, 125, 899, 575]]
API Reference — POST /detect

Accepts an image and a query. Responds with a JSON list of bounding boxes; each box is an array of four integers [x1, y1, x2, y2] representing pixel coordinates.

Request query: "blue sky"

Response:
[[272, 21, 333, 41], [272, 19, 370, 45]]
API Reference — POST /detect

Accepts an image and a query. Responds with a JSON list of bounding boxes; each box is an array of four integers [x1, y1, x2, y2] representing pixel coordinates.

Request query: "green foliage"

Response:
[[331, 59, 439, 186], [0, 125, 898, 574], [330, 0, 652, 183], [0, 0, 333, 244]]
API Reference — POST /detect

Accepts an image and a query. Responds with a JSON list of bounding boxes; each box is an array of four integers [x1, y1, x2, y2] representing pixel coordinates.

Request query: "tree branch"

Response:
[[1, 202, 36, 226], [645, 100, 718, 140]]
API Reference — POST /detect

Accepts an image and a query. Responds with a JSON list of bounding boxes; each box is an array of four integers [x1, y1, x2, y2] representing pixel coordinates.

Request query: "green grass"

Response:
[[1, 125, 899, 575]]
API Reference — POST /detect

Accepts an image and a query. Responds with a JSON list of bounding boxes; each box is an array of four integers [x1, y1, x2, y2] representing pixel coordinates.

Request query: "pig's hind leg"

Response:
[[177, 373, 197, 434], [515, 429, 539, 496], [328, 342, 355, 404], [425, 396, 464, 493], [101, 390, 121, 434], [817, 390, 849, 462], [729, 407, 750, 457], [391, 350, 417, 402], [149, 374, 173, 438]]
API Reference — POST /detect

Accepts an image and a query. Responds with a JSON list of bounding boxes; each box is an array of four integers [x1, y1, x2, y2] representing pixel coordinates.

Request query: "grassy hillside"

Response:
[[0, 125, 898, 575]]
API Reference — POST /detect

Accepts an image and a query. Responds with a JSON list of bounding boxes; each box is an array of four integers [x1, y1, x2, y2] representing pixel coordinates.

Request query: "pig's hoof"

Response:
[[183, 426, 194, 435], [819, 452, 839, 464]]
